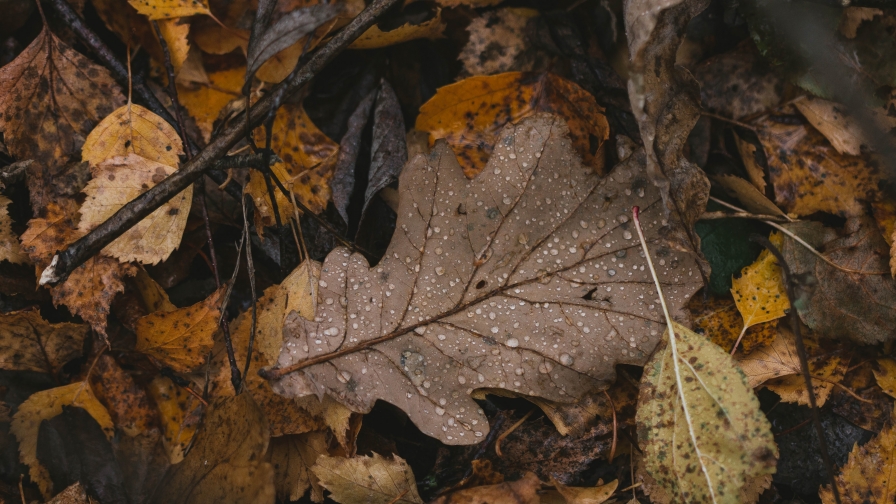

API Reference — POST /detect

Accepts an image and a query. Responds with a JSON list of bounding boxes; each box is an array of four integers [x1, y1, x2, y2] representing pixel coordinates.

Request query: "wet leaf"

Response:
[[731, 232, 790, 330], [128, 0, 211, 20], [0, 28, 125, 209], [78, 154, 192, 265], [271, 115, 702, 444], [781, 217, 896, 344], [146, 375, 202, 464], [311, 453, 423, 504], [819, 405, 896, 504], [81, 103, 184, 168], [637, 322, 777, 503], [431, 471, 540, 504], [136, 287, 224, 372], [415, 73, 610, 177], [0, 195, 27, 264], [268, 432, 328, 502], [153, 393, 275, 504], [349, 9, 445, 49], [689, 296, 777, 354], [332, 88, 377, 224], [755, 108, 882, 217], [11, 382, 114, 498], [0, 308, 87, 374], [364, 80, 407, 218]]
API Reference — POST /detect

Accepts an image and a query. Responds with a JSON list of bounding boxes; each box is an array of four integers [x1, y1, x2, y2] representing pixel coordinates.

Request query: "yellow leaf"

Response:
[[10, 382, 113, 498], [82, 103, 183, 167], [0, 195, 28, 264], [133, 266, 177, 314], [731, 231, 790, 329], [128, 0, 211, 20], [689, 295, 777, 354], [350, 9, 445, 49], [311, 453, 423, 504], [136, 287, 224, 372], [874, 358, 896, 400], [157, 18, 190, 74], [251, 104, 338, 216], [78, 154, 192, 265], [637, 322, 777, 504], [0, 308, 88, 374], [820, 405, 896, 503], [416, 72, 609, 178], [147, 375, 202, 463], [550, 477, 618, 504], [178, 67, 244, 143]]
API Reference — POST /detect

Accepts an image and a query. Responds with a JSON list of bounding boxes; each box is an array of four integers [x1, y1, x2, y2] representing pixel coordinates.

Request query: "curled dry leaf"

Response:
[[416, 73, 610, 178], [128, 0, 210, 20], [349, 8, 445, 49], [755, 108, 882, 217], [136, 287, 224, 373], [0, 195, 27, 264], [0, 308, 87, 374], [11, 382, 114, 498], [732, 134, 768, 194], [781, 217, 896, 344], [819, 405, 896, 504], [637, 322, 777, 504], [430, 471, 540, 504], [78, 154, 192, 265], [0, 28, 125, 209], [270, 115, 702, 444], [731, 232, 790, 331], [311, 453, 423, 504], [153, 393, 275, 504]]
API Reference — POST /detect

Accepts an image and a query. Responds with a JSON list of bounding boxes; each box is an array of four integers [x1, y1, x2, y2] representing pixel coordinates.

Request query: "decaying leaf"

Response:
[[819, 404, 896, 504], [431, 471, 540, 504], [695, 41, 785, 121], [755, 108, 882, 217], [268, 432, 327, 502], [81, 103, 184, 168], [311, 453, 423, 504], [46, 483, 90, 504], [153, 393, 275, 504], [781, 217, 896, 344], [136, 287, 224, 372], [350, 9, 445, 49], [731, 232, 790, 331], [459, 8, 548, 78], [416, 73, 610, 177], [689, 295, 777, 354], [147, 375, 202, 464], [793, 96, 866, 156], [11, 382, 114, 497], [78, 154, 192, 265], [270, 115, 702, 444], [88, 354, 157, 437], [0, 308, 87, 374], [637, 322, 777, 503], [0, 195, 27, 264], [737, 327, 845, 406], [128, 0, 211, 20]]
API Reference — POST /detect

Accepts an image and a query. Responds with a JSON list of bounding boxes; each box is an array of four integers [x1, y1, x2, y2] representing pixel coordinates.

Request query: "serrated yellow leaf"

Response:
[[82, 103, 183, 167], [312, 453, 423, 504]]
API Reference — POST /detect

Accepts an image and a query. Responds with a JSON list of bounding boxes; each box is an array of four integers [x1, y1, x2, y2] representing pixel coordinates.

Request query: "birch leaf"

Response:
[[81, 103, 183, 167], [637, 321, 777, 504], [311, 453, 423, 504], [731, 232, 790, 330], [269, 114, 702, 445]]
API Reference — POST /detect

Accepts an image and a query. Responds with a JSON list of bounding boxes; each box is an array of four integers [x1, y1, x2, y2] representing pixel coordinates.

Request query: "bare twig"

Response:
[[39, 0, 401, 286]]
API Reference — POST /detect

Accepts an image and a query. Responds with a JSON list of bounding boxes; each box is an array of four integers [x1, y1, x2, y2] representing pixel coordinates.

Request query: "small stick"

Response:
[[495, 409, 534, 457], [218, 234, 246, 393], [603, 390, 617, 463], [701, 111, 756, 130], [240, 194, 259, 393]]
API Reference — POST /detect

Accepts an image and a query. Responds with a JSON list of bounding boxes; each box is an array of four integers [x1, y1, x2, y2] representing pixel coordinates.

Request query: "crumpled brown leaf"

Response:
[[781, 217, 896, 344], [270, 114, 702, 445]]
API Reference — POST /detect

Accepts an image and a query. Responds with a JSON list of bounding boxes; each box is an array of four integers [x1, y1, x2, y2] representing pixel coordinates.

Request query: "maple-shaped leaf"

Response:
[[0, 308, 87, 375], [136, 287, 224, 372], [20, 201, 137, 337], [78, 154, 192, 265], [269, 115, 702, 444], [0, 195, 28, 264], [0, 27, 125, 209]]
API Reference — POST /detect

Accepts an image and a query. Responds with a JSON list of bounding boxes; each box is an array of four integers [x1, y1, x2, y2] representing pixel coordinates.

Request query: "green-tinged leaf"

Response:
[[636, 322, 778, 504]]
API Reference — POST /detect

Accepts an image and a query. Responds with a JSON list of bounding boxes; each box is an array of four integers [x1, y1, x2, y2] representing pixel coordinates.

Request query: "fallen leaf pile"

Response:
[[1, 0, 896, 502]]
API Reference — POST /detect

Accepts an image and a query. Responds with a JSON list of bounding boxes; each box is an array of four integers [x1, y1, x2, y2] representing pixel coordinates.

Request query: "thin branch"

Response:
[[39, 0, 401, 286]]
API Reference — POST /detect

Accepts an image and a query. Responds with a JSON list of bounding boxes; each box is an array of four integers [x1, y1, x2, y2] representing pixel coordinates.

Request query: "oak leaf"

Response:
[[311, 453, 423, 504], [128, 0, 211, 20], [81, 103, 184, 167], [415, 72, 610, 178], [731, 232, 790, 330], [819, 405, 896, 504], [349, 9, 445, 49], [153, 393, 275, 504], [0, 196, 27, 264], [637, 322, 777, 504], [136, 287, 224, 372], [781, 217, 896, 344], [0, 28, 125, 208], [0, 308, 87, 375], [10, 382, 114, 498], [78, 154, 192, 265], [270, 115, 702, 444]]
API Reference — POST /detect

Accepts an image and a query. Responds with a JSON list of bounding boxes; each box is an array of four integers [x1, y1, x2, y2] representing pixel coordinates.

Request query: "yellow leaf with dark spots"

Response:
[[128, 0, 211, 20], [81, 103, 183, 167], [731, 232, 790, 330]]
